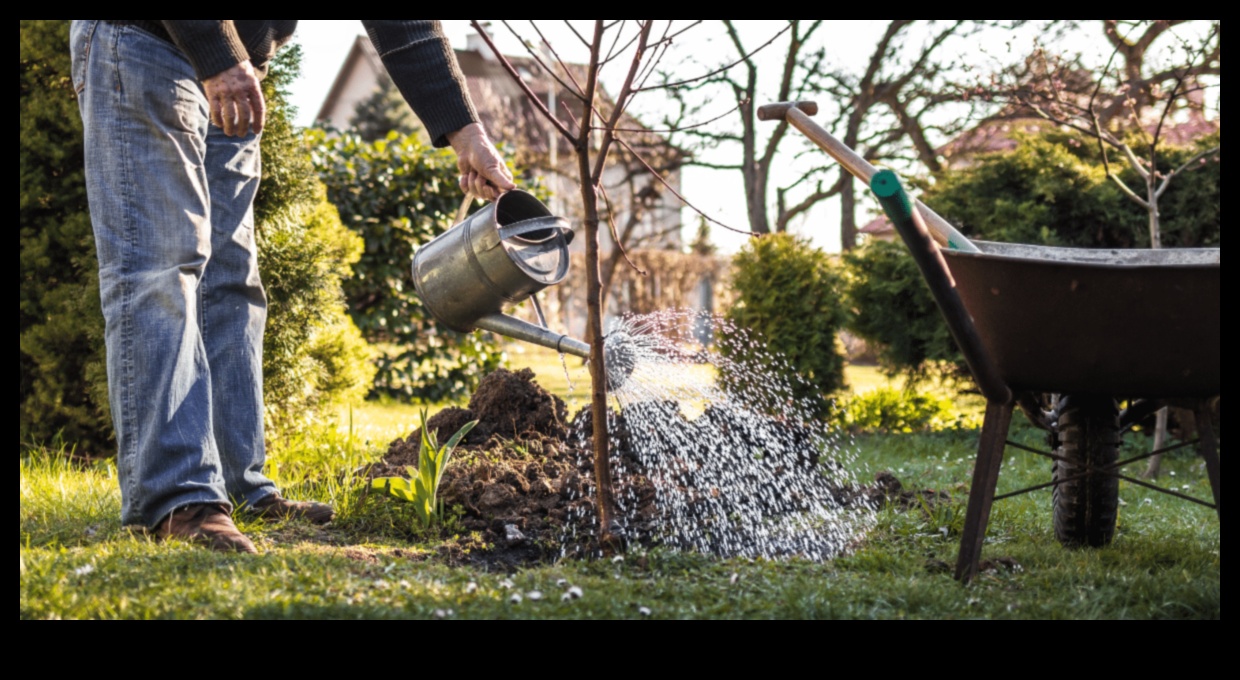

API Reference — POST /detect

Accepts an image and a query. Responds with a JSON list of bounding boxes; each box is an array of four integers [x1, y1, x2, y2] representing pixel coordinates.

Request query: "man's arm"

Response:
[[363, 20, 514, 199]]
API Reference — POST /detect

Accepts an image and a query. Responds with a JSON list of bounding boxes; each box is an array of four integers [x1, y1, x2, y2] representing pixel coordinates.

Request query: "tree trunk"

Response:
[[840, 174, 858, 251], [744, 160, 771, 234]]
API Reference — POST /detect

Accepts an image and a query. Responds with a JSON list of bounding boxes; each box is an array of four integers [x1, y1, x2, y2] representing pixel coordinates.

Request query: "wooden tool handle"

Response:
[[775, 104, 979, 252]]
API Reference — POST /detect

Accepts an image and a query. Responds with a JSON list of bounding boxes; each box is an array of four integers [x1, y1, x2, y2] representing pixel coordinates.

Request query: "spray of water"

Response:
[[565, 309, 874, 561]]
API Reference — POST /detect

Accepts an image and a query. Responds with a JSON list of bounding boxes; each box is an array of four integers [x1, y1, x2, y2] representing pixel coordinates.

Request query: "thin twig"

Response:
[[635, 22, 793, 91], [528, 22, 587, 96], [601, 20, 638, 66], [597, 100, 748, 133], [1156, 144, 1220, 199], [499, 21, 585, 99], [651, 20, 702, 46], [469, 21, 577, 143], [597, 183, 647, 275], [563, 20, 591, 48], [591, 21, 653, 186], [613, 134, 753, 236]]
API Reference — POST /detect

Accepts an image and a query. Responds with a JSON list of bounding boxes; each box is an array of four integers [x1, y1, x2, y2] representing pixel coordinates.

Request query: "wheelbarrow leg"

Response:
[[955, 401, 1013, 582], [1197, 399, 1221, 522]]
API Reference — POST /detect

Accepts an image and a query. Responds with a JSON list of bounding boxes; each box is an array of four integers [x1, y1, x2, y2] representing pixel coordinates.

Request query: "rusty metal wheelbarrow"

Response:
[[760, 101, 1221, 582]]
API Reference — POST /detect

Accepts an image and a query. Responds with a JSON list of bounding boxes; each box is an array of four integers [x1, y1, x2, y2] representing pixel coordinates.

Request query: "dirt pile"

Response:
[[378, 369, 597, 569]]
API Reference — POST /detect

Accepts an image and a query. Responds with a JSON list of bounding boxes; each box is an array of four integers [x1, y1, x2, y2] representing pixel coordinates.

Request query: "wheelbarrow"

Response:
[[759, 101, 1221, 582]]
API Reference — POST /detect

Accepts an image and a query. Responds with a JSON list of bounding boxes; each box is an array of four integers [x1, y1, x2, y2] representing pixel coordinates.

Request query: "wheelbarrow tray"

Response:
[[945, 242, 1220, 399]]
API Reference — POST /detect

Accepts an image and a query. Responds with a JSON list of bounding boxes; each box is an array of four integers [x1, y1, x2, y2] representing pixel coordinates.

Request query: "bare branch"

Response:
[[563, 20, 591, 48], [777, 175, 844, 229], [526, 21, 589, 97], [1156, 144, 1221, 199], [682, 159, 744, 171], [648, 20, 704, 47], [614, 134, 752, 235], [1118, 139, 1151, 182], [499, 21, 586, 100], [597, 182, 648, 275], [635, 22, 793, 91], [470, 20, 577, 143], [601, 20, 642, 66], [599, 99, 748, 133], [1106, 171, 1150, 208], [591, 21, 653, 185]]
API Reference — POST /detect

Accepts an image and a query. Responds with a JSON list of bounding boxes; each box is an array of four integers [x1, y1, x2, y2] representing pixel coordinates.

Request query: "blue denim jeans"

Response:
[[71, 20, 277, 528]]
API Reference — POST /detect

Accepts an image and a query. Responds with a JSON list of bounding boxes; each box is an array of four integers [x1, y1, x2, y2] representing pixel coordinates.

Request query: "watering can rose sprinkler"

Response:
[[412, 189, 635, 388]]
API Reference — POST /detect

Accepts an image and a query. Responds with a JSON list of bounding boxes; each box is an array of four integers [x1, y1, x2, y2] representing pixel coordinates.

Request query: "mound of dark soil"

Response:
[[375, 369, 600, 570]]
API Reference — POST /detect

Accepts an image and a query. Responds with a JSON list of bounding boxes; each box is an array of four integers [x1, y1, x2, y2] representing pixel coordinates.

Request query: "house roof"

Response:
[[858, 215, 894, 237]]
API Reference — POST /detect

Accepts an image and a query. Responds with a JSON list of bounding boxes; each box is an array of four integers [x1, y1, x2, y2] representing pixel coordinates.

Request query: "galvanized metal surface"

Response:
[[474, 313, 590, 359], [413, 190, 572, 332]]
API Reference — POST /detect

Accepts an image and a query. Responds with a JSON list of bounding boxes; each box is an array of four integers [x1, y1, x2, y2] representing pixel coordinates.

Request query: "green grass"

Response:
[[20, 343, 1219, 619], [20, 408, 1220, 619]]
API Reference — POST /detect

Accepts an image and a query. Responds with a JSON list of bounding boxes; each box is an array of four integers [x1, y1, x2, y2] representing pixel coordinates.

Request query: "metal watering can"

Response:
[[412, 190, 592, 359]]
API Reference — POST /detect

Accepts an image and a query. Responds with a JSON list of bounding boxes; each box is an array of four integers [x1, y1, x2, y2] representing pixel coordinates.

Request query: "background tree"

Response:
[[990, 19, 1220, 476], [823, 21, 1014, 250], [661, 21, 828, 235], [998, 20, 1220, 248], [662, 21, 1016, 248]]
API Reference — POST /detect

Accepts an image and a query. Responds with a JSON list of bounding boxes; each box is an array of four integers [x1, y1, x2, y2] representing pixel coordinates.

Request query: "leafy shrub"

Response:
[[838, 387, 969, 434], [922, 130, 1220, 249], [842, 240, 964, 386], [310, 129, 509, 402], [720, 233, 848, 418]]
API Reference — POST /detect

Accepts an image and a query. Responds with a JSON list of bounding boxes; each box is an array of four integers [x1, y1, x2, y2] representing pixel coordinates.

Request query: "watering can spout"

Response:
[[474, 313, 591, 360]]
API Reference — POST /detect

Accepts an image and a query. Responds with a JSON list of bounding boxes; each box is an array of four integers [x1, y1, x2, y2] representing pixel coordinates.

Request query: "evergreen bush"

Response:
[[720, 233, 848, 418], [20, 20, 109, 453], [843, 240, 962, 386]]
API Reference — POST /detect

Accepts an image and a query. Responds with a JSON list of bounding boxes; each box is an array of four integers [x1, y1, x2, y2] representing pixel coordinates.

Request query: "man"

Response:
[[70, 20, 515, 553]]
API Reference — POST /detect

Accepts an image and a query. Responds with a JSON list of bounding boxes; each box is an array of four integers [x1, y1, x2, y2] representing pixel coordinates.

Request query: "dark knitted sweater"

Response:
[[109, 20, 477, 147]]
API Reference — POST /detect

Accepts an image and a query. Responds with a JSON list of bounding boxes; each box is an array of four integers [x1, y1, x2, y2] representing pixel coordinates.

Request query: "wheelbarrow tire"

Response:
[[1052, 395, 1121, 547]]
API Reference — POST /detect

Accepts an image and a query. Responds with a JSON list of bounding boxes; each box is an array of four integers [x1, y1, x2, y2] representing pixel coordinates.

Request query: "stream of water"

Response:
[[565, 310, 874, 561]]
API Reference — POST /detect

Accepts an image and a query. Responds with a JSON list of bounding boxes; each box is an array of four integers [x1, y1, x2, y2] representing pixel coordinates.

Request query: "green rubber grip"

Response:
[[870, 170, 914, 225]]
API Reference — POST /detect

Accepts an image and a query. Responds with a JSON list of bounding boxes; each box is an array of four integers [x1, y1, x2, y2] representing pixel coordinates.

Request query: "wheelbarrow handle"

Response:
[[872, 170, 1010, 405], [759, 101, 979, 253]]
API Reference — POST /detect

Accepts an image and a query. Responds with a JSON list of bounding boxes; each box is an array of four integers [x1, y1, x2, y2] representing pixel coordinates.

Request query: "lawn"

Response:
[[20, 344, 1220, 619]]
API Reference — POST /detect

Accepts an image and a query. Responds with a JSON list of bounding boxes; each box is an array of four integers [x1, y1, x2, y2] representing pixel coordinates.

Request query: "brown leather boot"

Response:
[[249, 493, 335, 524], [155, 503, 257, 554]]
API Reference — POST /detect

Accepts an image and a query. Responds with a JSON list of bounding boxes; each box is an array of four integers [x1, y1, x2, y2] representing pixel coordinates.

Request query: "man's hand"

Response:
[[447, 123, 516, 201], [203, 61, 265, 137]]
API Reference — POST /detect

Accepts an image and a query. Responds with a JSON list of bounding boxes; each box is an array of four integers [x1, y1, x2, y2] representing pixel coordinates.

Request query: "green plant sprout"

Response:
[[371, 409, 476, 529]]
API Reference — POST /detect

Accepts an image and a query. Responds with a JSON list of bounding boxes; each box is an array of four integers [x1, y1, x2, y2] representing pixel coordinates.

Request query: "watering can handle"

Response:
[[499, 216, 575, 245]]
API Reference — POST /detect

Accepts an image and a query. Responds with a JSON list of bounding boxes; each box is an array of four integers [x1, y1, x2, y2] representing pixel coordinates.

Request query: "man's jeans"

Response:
[[71, 20, 277, 528]]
